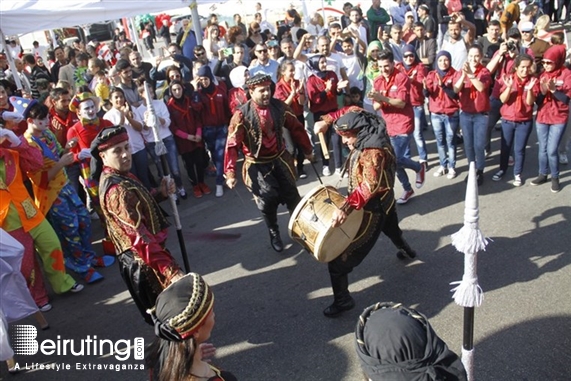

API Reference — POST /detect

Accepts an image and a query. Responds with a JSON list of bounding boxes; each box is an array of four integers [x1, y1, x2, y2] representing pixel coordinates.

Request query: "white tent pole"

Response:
[[190, 0, 203, 45], [0, 29, 23, 91]]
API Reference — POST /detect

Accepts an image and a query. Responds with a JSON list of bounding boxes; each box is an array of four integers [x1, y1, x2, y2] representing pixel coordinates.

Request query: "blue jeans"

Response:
[[130, 149, 152, 190], [431, 112, 459, 169], [536, 122, 567, 178], [146, 135, 183, 188], [460, 111, 489, 171], [390, 134, 421, 192], [486, 97, 502, 152], [411, 105, 428, 162], [202, 125, 228, 185], [499, 119, 533, 176]]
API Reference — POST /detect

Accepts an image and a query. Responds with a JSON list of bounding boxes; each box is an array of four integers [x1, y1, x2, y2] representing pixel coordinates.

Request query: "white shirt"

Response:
[[340, 52, 363, 91], [441, 38, 468, 71], [104, 108, 146, 153], [137, 100, 172, 142]]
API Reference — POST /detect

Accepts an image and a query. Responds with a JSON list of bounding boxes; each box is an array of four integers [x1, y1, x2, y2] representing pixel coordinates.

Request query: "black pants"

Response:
[[327, 201, 405, 300], [181, 148, 206, 185], [244, 152, 300, 230]]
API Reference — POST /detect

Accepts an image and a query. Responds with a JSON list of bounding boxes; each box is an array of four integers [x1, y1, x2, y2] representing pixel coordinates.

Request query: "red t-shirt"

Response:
[[395, 62, 427, 107], [425, 70, 460, 115], [536, 67, 571, 124], [455, 65, 492, 113], [499, 75, 539, 122], [67, 118, 114, 161], [373, 70, 414, 136]]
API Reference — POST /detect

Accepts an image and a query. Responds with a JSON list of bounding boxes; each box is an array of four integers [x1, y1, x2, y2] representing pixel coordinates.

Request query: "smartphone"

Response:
[[223, 47, 234, 55]]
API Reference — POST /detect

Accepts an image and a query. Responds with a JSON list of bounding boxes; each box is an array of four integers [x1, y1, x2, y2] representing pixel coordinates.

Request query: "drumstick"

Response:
[[318, 132, 330, 160]]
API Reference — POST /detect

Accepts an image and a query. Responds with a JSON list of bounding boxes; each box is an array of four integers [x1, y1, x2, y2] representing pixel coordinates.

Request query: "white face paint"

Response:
[[78, 99, 97, 121], [31, 117, 50, 131]]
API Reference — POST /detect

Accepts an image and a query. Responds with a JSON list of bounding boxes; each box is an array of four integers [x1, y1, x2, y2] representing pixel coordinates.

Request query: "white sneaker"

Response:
[[447, 168, 457, 179], [513, 174, 522, 187], [559, 153, 568, 165], [215, 185, 224, 197], [322, 166, 332, 176], [433, 166, 447, 177]]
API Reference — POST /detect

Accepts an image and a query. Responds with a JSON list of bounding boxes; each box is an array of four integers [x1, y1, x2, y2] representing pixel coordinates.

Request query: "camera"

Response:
[[506, 41, 517, 52]]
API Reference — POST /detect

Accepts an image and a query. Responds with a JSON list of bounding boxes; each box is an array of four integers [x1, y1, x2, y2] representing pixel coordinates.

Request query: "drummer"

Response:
[[314, 106, 417, 318], [224, 74, 313, 252]]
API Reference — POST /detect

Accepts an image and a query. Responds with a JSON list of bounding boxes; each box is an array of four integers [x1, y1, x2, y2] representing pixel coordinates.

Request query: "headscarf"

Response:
[[306, 55, 327, 79], [149, 273, 214, 342], [197, 65, 216, 94], [355, 302, 468, 381], [229, 65, 248, 89], [402, 44, 419, 71], [366, 41, 383, 82], [435, 50, 452, 79], [89, 125, 129, 181], [542, 44, 567, 79], [333, 107, 391, 151]]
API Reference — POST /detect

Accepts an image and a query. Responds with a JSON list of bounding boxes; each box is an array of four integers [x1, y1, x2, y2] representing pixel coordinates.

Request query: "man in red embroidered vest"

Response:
[[224, 74, 313, 252]]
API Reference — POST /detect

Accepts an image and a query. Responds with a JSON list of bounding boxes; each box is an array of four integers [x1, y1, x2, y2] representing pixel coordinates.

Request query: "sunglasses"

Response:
[[404, 54, 415, 58], [541, 60, 554, 64], [253, 29, 261, 33], [521, 30, 532, 34], [256, 49, 268, 53], [194, 52, 205, 57]]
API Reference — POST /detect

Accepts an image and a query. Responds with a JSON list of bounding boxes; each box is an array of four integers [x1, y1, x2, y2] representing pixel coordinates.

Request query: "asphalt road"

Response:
[[2, 118, 570, 381]]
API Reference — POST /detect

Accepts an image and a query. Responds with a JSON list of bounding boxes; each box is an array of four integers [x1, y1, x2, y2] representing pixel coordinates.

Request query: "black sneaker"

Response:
[[530, 174, 548, 186], [477, 170, 484, 186], [551, 178, 561, 193], [323, 296, 355, 318], [298, 169, 307, 179]]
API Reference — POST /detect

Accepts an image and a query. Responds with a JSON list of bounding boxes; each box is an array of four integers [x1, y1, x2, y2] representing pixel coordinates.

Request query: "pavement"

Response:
[[1, 120, 570, 381]]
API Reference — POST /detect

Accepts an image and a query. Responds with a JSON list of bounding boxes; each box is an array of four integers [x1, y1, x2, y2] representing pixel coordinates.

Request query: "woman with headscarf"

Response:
[[228, 66, 249, 114], [147, 272, 236, 381], [424, 50, 460, 179], [167, 80, 209, 199], [355, 302, 468, 381], [192, 65, 230, 197], [453, 44, 492, 186], [397, 44, 428, 168], [530, 45, 571, 193], [363, 41, 383, 113], [306, 54, 342, 177], [492, 53, 538, 187]]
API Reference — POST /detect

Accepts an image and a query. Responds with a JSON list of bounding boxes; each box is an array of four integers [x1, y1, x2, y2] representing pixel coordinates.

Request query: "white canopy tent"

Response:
[[0, 0, 222, 37], [0, 0, 223, 89]]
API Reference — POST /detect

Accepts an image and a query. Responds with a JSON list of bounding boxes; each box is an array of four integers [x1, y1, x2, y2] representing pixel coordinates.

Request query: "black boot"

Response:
[[323, 274, 355, 318], [269, 228, 284, 252], [476, 169, 484, 186], [396, 239, 417, 260]]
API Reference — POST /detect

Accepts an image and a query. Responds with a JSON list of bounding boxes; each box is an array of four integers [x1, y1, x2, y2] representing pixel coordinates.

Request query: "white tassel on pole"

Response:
[[450, 162, 486, 307]]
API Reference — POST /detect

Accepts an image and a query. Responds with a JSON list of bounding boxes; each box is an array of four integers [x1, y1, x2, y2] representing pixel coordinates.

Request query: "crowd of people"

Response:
[[1, 0, 570, 379]]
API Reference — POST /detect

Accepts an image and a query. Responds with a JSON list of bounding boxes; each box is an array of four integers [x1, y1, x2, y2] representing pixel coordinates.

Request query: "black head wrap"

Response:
[[355, 302, 468, 381], [89, 125, 128, 181], [333, 107, 391, 151], [197, 65, 216, 94], [148, 273, 214, 342]]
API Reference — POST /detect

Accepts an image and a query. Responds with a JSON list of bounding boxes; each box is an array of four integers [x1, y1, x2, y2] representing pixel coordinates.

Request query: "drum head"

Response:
[[288, 185, 364, 263]]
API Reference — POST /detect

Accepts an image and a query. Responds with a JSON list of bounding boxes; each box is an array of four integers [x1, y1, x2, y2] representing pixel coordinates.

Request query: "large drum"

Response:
[[288, 185, 364, 263]]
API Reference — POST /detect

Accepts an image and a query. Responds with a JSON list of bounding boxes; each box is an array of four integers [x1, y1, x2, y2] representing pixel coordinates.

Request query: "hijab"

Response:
[[542, 44, 567, 79], [197, 65, 216, 94], [306, 55, 328, 79], [435, 50, 452, 79], [402, 44, 419, 71], [366, 41, 383, 82]]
